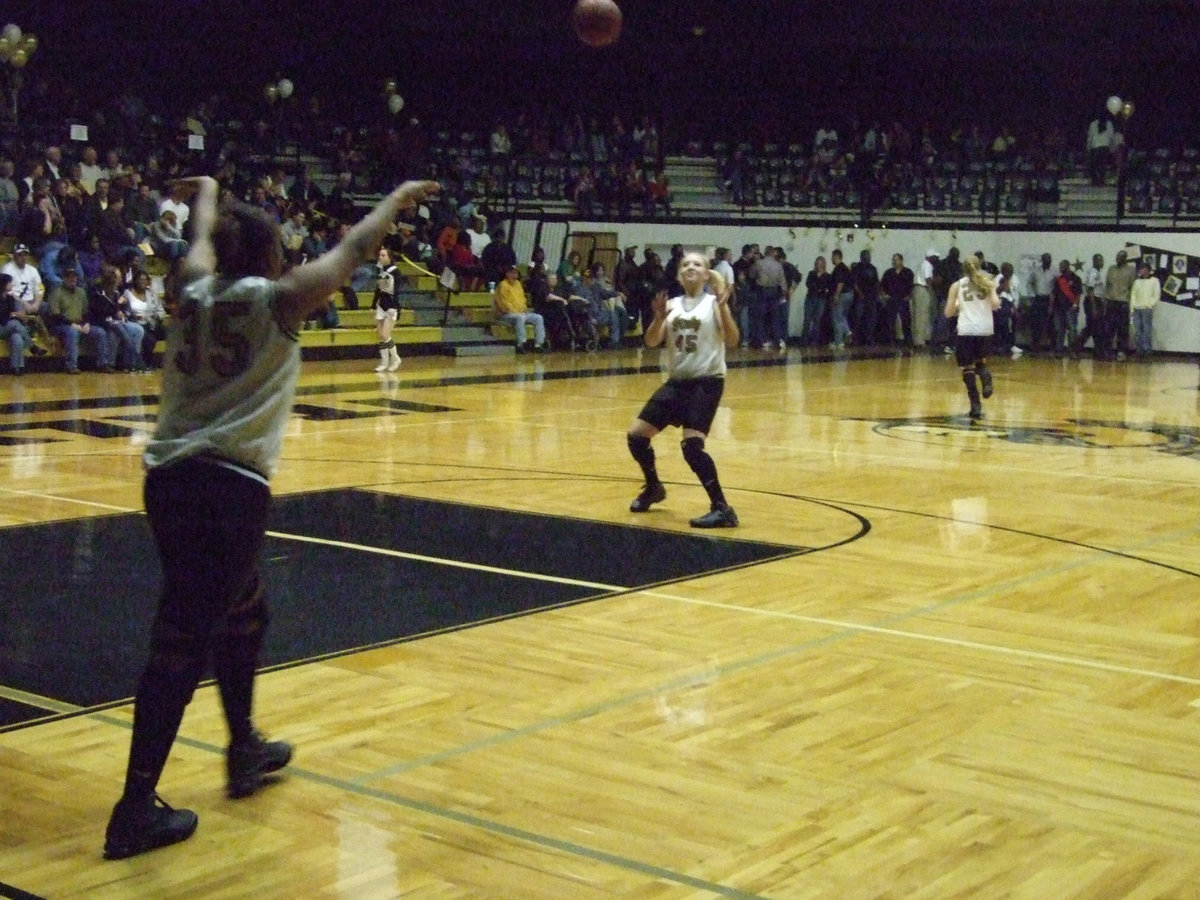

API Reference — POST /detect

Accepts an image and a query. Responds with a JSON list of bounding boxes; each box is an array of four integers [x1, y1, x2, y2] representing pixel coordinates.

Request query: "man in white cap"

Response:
[[911, 248, 938, 348], [1, 243, 45, 313]]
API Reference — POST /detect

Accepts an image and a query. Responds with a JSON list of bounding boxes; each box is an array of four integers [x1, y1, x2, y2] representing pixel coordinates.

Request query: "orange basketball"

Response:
[[573, 0, 622, 48]]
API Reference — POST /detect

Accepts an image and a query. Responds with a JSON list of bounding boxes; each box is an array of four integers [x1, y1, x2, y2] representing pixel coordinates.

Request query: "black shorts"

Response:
[[637, 376, 725, 435], [955, 334, 992, 367]]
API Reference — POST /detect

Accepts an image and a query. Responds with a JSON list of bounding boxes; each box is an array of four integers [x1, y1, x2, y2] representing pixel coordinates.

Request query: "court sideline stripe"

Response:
[[267, 530, 621, 590]]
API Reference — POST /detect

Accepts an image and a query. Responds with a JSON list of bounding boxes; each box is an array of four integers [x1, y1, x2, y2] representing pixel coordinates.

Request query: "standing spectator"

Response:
[[912, 249, 937, 348], [944, 255, 1000, 420], [778, 249, 802, 344], [931, 247, 962, 355], [749, 245, 788, 351], [0, 159, 19, 235], [995, 262, 1020, 356], [1129, 261, 1160, 358], [1086, 114, 1115, 186], [1074, 253, 1107, 356], [878, 252, 914, 348], [614, 245, 643, 327], [1027, 252, 1056, 353], [1103, 250, 1135, 359], [829, 248, 854, 349], [626, 252, 739, 527], [1050, 259, 1082, 357], [802, 256, 834, 347], [851, 249, 880, 345]]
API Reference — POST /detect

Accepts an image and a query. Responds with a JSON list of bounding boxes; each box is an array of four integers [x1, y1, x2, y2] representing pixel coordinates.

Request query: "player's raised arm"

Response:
[[177, 177, 219, 286]]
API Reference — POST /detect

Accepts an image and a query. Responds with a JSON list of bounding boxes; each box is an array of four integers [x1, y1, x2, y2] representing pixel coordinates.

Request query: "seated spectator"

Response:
[[536, 272, 579, 350], [52, 177, 88, 247], [79, 234, 105, 284], [280, 208, 309, 265], [574, 263, 630, 349], [299, 221, 329, 264], [127, 182, 160, 241], [447, 231, 484, 291], [148, 209, 189, 261], [122, 269, 168, 367], [96, 195, 145, 267], [645, 169, 672, 216], [1, 272, 33, 375], [434, 215, 461, 262], [88, 264, 146, 372], [556, 250, 584, 290], [479, 227, 517, 286], [39, 234, 86, 294], [494, 263, 547, 353], [46, 267, 109, 374], [489, 124, 512, 156]]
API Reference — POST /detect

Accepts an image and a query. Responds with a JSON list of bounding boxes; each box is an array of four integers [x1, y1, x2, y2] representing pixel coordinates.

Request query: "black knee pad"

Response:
[[146, 618, 207, 688], [219, 577, 269, 638], [681, 436, 707, 469]]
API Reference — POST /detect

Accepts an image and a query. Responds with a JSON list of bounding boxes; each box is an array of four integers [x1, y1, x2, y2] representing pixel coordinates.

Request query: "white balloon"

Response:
[[1105, 95, 1122, 116], [277, 78, 294, 99], [2, 23, 21, 45], [388, 94, 404, 114]]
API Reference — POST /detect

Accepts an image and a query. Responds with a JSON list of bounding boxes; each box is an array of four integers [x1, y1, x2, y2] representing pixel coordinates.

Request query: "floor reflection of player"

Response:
[[626, 251, 741, 528]]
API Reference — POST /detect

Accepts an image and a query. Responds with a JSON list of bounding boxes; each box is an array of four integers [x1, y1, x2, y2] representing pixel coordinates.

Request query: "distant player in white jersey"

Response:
[[104, 175, 437, 860], [626, 251, 741, 528], [944, 254, 1001, 421]]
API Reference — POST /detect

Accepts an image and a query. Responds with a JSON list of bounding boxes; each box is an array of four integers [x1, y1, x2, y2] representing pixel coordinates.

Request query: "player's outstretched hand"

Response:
[[392, 180, 440, 209], [651, 290, 668, 320]]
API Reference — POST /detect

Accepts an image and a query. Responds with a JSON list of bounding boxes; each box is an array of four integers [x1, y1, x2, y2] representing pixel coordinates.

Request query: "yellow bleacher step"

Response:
[[337, 309, 413, 328], [447, 291, 494, 309]]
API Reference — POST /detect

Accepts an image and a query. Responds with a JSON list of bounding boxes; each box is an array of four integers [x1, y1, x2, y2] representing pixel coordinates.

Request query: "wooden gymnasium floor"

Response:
[[2, 345, 1200, 899]]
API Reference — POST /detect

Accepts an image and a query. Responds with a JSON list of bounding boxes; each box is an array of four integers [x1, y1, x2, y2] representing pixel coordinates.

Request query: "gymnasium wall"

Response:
[[559, 222, 1200, 353]]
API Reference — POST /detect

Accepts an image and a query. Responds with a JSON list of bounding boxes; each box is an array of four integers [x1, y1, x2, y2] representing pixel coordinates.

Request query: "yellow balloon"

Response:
[[384, 78, 397, 96], [264, 84, 278, 102], [9, 47, 27, 68], [0, 37, 11, 61], [1121, 100, 1135, 119], [21, 34, 36, 55]]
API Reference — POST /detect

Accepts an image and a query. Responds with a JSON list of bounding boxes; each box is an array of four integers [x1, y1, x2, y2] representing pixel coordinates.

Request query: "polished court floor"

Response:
[[2, 346, 1200, 899]]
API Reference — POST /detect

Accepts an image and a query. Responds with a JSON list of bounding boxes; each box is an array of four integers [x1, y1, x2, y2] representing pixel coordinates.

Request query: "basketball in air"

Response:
[[573, 0, 622, 48]]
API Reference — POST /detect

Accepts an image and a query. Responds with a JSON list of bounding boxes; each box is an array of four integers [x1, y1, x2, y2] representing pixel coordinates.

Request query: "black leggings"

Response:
[[124, 458, 272, 794]]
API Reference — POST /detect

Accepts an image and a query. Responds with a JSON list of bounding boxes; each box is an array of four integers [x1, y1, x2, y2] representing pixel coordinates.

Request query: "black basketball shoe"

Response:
[[227, 731, 293, 799], [689, 503, 739, 528], [629, 482, 666, 512], [103, 793, 198, 860]]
